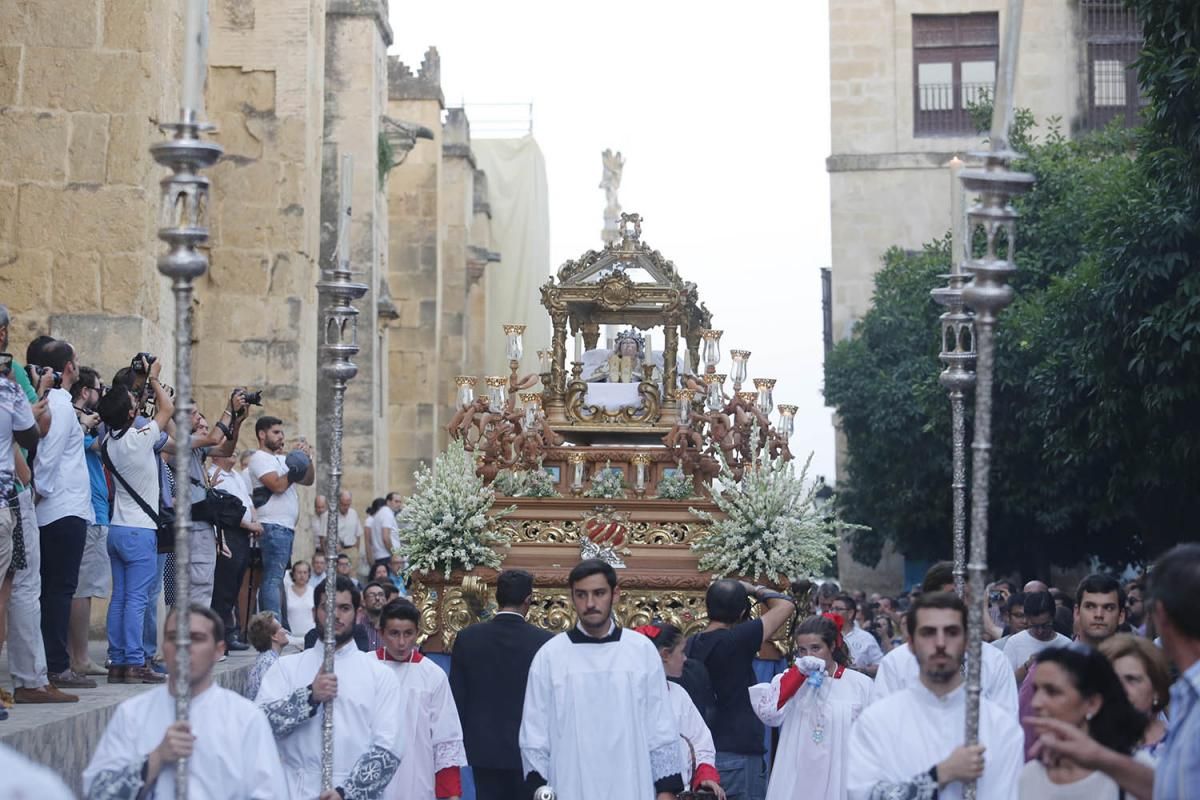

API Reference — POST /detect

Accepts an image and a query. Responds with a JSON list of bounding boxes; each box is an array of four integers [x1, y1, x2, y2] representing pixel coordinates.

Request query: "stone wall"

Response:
[[313, 0, 392, 531], [0, 0, 180, 374], [385, 50, 443, 494], [199, 0, 327, 511]]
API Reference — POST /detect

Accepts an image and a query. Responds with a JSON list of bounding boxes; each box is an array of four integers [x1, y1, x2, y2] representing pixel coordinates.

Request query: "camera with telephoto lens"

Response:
[[131, 352, 157, 374], [27, 364, 62, 390], [989, 590, 1005, 605], [241, 389, 263, 406]]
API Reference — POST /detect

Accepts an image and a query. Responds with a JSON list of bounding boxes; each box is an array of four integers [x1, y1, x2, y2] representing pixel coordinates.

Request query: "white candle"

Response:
[[180, 0, 209, 118], [949, 156, 964, 274], [574, 331, 583, 362], [644, 333, 653, 358]]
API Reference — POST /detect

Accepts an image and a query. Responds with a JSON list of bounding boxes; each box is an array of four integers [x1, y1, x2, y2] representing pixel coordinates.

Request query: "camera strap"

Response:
[[100, 440, 161, 526]]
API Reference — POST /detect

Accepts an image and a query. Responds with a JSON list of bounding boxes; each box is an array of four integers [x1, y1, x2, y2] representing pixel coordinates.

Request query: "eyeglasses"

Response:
[[831, 606, 851, 614]]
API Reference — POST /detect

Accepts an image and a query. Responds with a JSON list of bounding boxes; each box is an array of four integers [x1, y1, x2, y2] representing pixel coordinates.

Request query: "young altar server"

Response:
[[635, 622, 725, 799], [520, 559, 686, 800], [846, 592, 1023, 800], [256, 576, 405, 800], [749, 614, 872, 800], [375, 598, 467, 800], [83, 605, 285, 799]]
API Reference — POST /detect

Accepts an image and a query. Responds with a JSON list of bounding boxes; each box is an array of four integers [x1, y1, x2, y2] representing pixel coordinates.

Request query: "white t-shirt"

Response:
[[105, 420, 163, 530], [368, 506, 398, 561], [1003, 629, 1072, 671], [34, 387, 95, 526], [0, 379, 35, 497], [248, 450, 298, 528]]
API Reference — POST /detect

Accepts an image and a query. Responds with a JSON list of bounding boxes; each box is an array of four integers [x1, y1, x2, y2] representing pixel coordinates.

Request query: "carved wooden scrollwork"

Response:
[[496, 518, 706, 545], [563, 378, 662, 425]]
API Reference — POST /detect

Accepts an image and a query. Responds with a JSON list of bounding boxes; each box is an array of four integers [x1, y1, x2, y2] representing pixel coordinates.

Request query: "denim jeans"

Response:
[[106, 525, 157, 666], [715, 752, 768, 800], [258, 523, 294, 617]]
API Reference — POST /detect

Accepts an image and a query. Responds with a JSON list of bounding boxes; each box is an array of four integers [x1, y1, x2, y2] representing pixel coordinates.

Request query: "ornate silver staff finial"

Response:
[[958, 2, 1034, 798], [932, 156, 976, 600], [148, 1, 221, 796], [316, 153, 368, 792]]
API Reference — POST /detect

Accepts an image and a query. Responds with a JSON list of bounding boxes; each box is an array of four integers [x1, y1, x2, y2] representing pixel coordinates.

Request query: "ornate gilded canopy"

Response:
[[539, 213, 712, 431]]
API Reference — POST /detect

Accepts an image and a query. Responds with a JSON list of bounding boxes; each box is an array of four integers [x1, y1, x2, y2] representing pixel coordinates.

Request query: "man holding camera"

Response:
[[161, 381, 251, 609], [31, 339, 97, 691], [248, 416, 314, 618]]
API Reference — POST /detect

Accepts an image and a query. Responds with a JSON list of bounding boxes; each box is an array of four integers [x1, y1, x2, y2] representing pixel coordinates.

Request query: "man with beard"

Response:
[[847, 592, 1023, 799], [519, 559, 684, 800], [256, 575, 404, 799]]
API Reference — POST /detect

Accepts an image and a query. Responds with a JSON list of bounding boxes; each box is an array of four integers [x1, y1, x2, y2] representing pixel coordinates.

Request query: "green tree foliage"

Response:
[[825, 1, 1200, 574]]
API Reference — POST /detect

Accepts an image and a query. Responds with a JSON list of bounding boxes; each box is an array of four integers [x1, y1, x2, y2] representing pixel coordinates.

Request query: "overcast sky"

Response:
[[390, 2, 836, 481]]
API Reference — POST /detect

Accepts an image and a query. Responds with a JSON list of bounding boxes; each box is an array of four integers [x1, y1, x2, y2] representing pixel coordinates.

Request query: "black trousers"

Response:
[[212, 528, 251, 636], [471, 767, 526, 800], [39, 515, 87, 675]]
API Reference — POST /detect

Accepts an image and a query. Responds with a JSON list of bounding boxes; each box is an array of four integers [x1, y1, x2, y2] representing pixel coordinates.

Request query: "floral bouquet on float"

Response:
[[690, 426, 859, 582], [398, 440, 515, 579]]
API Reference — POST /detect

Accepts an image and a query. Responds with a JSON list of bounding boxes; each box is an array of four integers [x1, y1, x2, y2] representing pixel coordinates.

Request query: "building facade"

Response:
[[0, 0, 547, 561], [827, 0, 1141, 589]]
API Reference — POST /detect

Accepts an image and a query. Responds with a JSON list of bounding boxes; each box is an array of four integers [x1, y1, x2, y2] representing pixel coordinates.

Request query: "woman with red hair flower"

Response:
[[749, 614, 872, 799], [635, 623, 726, 799]]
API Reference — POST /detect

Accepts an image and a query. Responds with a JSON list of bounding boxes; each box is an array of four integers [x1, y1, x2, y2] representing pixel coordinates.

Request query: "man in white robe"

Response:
[[256, 576, 404, 799], [870, 562, 1018, 717], [847, 592, 1023, 800], [375, 598, 467, 799], [520, 559, 685, 800], [83, 605, 284, 799]]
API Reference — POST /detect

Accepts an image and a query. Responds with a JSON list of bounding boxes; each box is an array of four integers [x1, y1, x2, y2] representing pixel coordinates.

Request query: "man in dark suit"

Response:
[[450, 569, 553, 800]]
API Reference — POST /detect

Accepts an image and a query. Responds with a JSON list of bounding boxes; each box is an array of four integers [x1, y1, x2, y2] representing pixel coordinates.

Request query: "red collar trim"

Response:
[[833, 664, 846, 679], [376, 647, 423, 663]]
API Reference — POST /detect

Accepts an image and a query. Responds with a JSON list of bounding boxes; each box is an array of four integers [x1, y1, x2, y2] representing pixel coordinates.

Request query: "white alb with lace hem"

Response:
[[378, 654, 466, 800]]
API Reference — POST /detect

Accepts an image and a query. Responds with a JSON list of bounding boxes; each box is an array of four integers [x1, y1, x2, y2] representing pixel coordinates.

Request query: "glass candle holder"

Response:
[[503, 324, 526, 362], [485, 376, 508, 409], [737, 390, 757, 405], [704, 373, 726, 411], [569, 452, 586, 489], [729, 350, 750, 390], [520, 392, 541, 427], [455, 376, 477, 409], [677, 388, 694, 423], [753, 378, 776, 416], [777, 404, 798, 438], [536, 349, 550, 373], [701, 329, 723, 370]]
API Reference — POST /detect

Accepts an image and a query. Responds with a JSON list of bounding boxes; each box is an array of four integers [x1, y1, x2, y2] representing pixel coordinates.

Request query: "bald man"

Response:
[[1023, 580, 1049, 595], [335, 491, 364, 575]]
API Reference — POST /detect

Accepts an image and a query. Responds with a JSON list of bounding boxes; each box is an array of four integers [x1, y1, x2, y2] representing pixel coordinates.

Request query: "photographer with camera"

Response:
[[247, 415, 314, 618], [29, 339, 98, 691], [159, 374, 251, 609], [98, 358, 174, 684], [66, 366, 112, 679]]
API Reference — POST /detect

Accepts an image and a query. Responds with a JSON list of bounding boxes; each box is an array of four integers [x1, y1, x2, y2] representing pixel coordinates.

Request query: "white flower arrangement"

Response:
[[492, 465, 559, 498], [397, 440, 515, 579], [690, 427, 857, 581], [656, 464, 696, 500], [585, 460, 627, 499]]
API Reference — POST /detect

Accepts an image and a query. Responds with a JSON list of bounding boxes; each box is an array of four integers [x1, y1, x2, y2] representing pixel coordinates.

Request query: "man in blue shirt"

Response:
[[1030, 542, 1200, 799], [69, 366, 111, 678]]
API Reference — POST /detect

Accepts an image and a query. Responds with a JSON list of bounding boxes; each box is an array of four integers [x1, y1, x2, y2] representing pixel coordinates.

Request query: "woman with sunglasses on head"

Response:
[[749, 614, 872, 800], [1021, 644, 1147, 798]]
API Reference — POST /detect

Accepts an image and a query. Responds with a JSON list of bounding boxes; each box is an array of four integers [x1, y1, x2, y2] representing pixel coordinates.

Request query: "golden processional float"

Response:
[[408, 213, 812, 657]]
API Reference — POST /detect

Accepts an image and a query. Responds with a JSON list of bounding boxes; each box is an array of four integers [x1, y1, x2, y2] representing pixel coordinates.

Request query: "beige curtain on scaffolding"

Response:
[[473, 137, 552, 373]]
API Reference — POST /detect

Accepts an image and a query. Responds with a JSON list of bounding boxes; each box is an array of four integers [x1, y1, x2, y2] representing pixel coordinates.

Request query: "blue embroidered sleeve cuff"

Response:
[[85, 762, 146, 800], [341, 744, 401, 800], [261, 686, 318, 737], [867, 768, 939, 800]]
